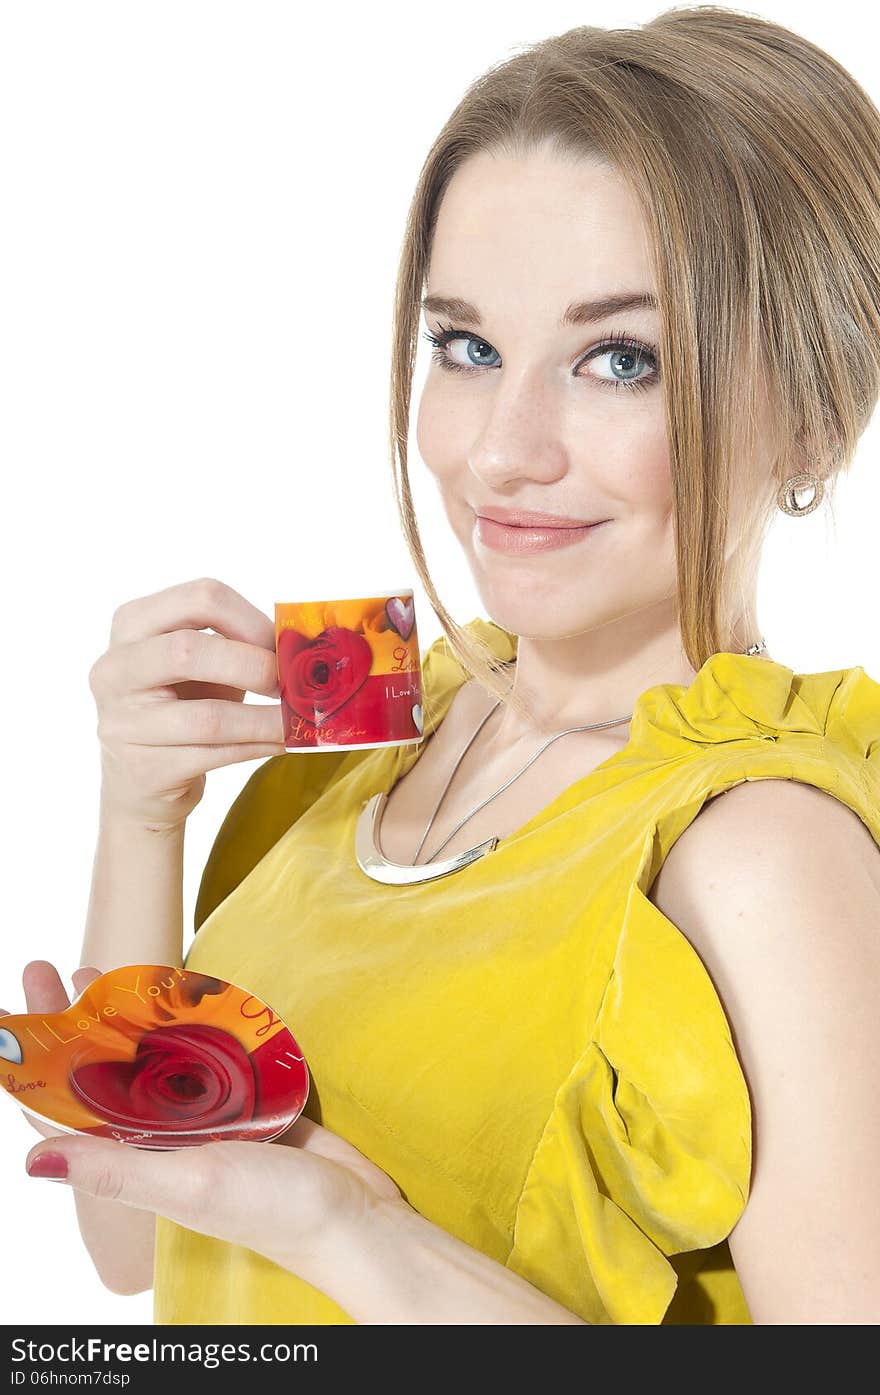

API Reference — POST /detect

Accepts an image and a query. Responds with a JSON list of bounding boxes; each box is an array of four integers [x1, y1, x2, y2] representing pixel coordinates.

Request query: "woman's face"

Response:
[[416, 143, 675, 642]]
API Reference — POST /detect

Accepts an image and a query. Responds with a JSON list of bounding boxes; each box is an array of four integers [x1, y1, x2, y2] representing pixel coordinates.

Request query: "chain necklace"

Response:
[[355, 638, 768, 886]]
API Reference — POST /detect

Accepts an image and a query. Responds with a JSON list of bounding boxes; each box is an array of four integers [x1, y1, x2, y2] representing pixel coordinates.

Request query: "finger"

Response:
[[109, 577, 276, 651], [93, 744, 289, 797], [103, 697, 285, 747], [136, 741, 289, 784], [93, 631, 280, 700], [25, 1136, 218, 1218], [23, 1137, 307, 1260], [22, 961, 72, 1014], [71, 966, 104, 998]]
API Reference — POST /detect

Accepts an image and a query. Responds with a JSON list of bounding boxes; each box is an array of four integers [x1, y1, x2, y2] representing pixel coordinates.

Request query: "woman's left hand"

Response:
[[25, 1113, 406, 1289]]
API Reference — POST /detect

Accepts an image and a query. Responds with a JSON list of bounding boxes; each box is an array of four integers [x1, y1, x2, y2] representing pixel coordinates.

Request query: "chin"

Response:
[[469, 585, 583, 642]]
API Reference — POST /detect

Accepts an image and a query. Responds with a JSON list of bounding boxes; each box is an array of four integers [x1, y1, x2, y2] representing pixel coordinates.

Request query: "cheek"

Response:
[[415, 381, 475, 484], [415, 387, 449, 479], [598, 436, 672, 516], [636, 447, 673, 509]]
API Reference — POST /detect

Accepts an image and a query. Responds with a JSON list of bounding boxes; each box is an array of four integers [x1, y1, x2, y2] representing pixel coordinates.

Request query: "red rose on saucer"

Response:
[[70, 1023, 257, 1133]]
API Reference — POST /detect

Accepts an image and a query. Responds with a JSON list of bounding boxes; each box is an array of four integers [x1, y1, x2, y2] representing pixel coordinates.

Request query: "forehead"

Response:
[[427, 147, 656, 314]]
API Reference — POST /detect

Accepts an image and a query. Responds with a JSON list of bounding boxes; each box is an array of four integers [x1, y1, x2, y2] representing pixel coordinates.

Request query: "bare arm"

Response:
[[72, 808, 188, 1295], [80, 802, 186, 972], [649, 778, 880, 1323], [308, 1193, 589, 1324]]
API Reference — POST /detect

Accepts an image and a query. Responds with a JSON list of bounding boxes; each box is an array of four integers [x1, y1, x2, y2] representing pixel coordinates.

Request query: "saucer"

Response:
[[0, 964, 309, 1149]]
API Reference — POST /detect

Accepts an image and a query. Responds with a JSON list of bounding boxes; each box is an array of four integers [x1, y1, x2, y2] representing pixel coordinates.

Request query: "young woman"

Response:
[[13, 7, 880, 1324]]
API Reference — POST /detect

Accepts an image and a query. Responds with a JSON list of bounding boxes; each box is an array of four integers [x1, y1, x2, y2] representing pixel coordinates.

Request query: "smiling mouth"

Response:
[[473, 514, 609, 554]]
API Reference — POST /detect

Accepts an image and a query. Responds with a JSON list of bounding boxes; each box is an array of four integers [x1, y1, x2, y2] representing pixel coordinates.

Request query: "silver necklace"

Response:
[[355, 639, 768, 886]]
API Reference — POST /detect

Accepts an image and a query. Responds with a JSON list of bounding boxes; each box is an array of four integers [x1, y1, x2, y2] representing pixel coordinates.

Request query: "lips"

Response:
[[475, 507, 604, 528], [474, 514, 606, 554]]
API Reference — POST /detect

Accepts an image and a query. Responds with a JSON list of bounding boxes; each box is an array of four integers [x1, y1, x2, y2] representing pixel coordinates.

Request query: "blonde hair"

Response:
[[389, 5, 880, 725]]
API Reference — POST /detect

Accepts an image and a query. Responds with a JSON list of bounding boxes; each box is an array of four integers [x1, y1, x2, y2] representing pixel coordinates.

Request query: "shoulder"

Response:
[[656, 772, 880, 881], [649, 777, 880, 1024], [652, 775, 880, 927]]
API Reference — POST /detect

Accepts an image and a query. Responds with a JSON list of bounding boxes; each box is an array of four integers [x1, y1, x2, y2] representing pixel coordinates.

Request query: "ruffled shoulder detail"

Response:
[[820, 663, 880, 768], [505, 819, 752, 1325], [627, 652, 880, 767]]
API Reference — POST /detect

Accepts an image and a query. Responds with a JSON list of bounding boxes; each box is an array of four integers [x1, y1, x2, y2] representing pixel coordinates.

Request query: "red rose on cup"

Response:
[[277, 625, 373, 722], [69, 1023, 256, 1133]]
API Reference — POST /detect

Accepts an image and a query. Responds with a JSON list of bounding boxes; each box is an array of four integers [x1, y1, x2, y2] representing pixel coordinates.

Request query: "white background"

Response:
[[1, 0, 877, 1325]]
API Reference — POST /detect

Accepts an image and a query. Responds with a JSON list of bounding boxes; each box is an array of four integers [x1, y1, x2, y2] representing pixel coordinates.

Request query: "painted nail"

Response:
[[26, 1151, 69, 1180]]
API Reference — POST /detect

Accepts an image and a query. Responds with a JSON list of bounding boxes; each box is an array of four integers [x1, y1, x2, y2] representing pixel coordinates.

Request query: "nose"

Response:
[[466, 367, 569, 491]]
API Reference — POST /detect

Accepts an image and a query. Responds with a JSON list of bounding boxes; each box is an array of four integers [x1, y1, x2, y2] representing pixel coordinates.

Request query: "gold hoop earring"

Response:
[[777, 473, 824, 517]]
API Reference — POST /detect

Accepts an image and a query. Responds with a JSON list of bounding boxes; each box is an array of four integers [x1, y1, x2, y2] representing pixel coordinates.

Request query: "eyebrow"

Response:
[[420, 291, 659, 328]]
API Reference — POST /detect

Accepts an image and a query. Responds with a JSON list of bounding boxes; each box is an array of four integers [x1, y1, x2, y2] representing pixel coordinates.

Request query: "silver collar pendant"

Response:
[[355, 790, 498, 886]]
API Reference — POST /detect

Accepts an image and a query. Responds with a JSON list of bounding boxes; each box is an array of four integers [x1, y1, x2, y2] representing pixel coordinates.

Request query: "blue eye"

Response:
[[425, 333, 501, 370], [422, 323, 660, 394], [0, 1026, 22, 1064]]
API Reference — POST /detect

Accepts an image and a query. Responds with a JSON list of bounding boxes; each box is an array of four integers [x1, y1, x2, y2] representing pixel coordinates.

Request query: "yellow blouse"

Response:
[[152, 618, 880, 1325]]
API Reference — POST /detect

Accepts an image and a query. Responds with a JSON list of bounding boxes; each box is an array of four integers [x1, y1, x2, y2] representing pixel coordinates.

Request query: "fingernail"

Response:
[[27, 1151, 69, 1180]]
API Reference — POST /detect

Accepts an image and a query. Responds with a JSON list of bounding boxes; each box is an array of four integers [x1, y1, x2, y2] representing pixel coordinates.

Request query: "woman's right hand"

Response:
[[89, 577, 286, 832]]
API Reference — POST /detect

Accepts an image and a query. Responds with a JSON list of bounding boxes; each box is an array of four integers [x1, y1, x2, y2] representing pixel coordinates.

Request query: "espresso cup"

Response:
[[275, 589, 423, 751]]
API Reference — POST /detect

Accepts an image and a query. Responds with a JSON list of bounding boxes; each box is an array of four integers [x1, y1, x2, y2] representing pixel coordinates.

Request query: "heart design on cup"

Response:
[[385, 595, 415, 641], [278, 625, 373, 722], [411, 703, 423, 735]]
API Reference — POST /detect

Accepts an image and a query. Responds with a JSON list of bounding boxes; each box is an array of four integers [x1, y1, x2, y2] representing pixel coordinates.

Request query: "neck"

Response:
[[490, 596, 768, 744]]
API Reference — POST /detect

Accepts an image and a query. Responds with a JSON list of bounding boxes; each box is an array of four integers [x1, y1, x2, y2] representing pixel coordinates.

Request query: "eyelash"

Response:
[[421, 322, 660, 394]]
